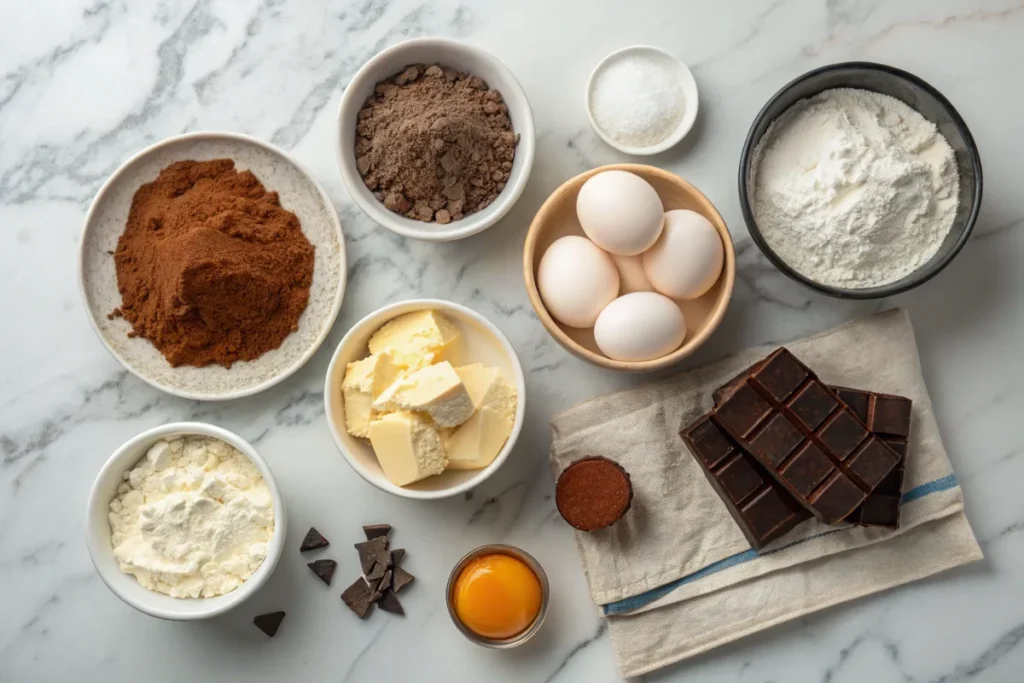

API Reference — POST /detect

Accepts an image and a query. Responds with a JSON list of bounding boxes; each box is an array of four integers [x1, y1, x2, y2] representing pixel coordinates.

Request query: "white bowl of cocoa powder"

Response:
[[337, 38, 535, 242]]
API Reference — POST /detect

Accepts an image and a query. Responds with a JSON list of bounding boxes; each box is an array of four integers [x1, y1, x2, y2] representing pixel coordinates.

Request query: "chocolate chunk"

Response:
[[341, 577, 375, 619], [363, 524, 391, 541], [300, 527, 329, 552], [355, 536, 389, 575], [253, 611, 286, 637], [392, 566, 415, 593], [307, 559, 337, 586], [390, 549, 406, 567], [378, 590, 405, 616], [377, 569, 393, 593], [367, 560, 388, 581]]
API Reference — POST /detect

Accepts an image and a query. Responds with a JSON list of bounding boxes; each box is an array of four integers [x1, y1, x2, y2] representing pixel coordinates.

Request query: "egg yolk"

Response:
[[453, 553, 542, 640]]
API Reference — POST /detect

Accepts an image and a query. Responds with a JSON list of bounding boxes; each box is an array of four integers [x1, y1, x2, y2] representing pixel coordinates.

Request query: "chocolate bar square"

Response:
[[818, 411, 869, 460], [717, 455, 765, 503], [778, 443, 834, 497], [747, 414, 803, 467], [787, 382, 837, 430], [715, 384, 772, 438]]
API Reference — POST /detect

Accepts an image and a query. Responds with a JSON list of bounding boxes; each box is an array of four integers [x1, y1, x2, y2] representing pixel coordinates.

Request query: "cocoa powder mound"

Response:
[[113, 159, 315, 368], [355, 63, 518, 224]]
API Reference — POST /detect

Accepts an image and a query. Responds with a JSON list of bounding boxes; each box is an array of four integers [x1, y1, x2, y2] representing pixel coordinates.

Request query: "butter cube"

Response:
[[454, 364, 517, 415], [342, 352, 400, 437], [368, 411, 448, 486], [374, 361, 475, 427], [444, 406, 514, 470], [444, 364, 516, 470], [368, 310, 461, 371]]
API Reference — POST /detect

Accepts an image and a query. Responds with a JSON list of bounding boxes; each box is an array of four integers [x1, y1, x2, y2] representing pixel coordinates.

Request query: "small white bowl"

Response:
[[324, 300, 526, 500], [85, 422, 287, 620], [336, 37, 536, 242], [586, 45, 699, 155], [79, 131, 346, 401]]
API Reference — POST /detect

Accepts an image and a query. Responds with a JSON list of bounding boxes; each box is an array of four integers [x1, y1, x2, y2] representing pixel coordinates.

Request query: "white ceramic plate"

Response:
[[324, 300, 526, 500], [586, 45, 700, 155], [79, 132, 346, 400]]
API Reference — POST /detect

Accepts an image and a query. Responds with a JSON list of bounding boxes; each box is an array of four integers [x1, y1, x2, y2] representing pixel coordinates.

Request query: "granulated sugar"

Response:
[[751, 88, 960, 289], [590, 56, 685, 147]]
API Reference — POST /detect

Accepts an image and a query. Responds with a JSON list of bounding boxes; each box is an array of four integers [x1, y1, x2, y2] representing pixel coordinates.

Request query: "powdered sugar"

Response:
[[751, 88, 959, 289]]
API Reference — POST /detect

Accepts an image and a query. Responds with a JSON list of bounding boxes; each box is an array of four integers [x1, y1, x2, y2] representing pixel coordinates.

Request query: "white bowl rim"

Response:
[[323, 299, 527, 500], [335, 37, 536, 242], [84, 421, 287, 620], [585, 44, 700, 156], [77, 130, 347, 401]]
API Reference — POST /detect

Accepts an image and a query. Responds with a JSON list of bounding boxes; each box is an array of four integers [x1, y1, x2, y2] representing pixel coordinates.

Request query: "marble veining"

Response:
[[2, 0, 1023, 681]]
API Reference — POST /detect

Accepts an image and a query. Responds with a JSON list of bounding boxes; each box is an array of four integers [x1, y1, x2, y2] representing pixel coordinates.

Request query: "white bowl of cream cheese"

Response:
[[85, 422, 287, 620]]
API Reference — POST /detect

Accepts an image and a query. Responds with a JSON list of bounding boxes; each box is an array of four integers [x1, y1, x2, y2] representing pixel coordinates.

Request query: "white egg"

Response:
[[594, 292, 687, 362], [576, 170, 665, 256], [537, 236, 619, 328], [642, 209, 724, 300], [611, 254, 654, 294]]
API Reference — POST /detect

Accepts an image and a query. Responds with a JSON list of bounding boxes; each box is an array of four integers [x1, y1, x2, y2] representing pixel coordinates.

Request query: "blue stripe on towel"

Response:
[[602, 473, 960, 616]]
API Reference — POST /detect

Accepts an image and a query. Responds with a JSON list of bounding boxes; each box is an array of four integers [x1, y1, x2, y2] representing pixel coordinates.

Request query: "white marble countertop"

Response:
[[2, 1, 1022, 681]]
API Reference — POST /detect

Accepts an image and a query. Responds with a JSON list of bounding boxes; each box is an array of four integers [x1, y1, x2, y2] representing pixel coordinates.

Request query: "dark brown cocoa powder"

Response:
[[113, 159, 315, 368], [355, 63, 518, 224]]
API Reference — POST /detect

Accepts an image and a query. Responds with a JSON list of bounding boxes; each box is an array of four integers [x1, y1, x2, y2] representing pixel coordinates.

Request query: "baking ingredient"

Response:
[[307, 559, 337, 586], [590, 55, 685, 147], [112, 159, 314, 368], [373, 361, 475, 428], [342, 577, 376, 618], [593, 292, 686, 362], [368, 310, 460, 371], [392, 566, 415, 593], [253, 611, 286, 637], [344, 310, 518, 485], [612, 254, 654, 294], [537, 236, 619, 328], [340, 523, 414, 620], [108, 435, 274, 598], [367, 411, 448, 486], [445, 364, 517, 470], [355, 63, 517, 223], [642, 209, 724, 300], [576, 170, 665, 255], [453, 553, 542, 639], [342, 352, 400, 437], [299, 527, 329, 552], [555, 456, 633, 531], [751, 88, 959, 288]]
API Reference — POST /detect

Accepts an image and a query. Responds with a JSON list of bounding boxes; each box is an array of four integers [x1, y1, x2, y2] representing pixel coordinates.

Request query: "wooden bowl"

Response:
[[523, 164, 735, 372]]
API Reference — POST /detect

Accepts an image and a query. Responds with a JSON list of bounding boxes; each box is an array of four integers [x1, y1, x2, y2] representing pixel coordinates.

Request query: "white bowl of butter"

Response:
[[324, 300, 526, 500]]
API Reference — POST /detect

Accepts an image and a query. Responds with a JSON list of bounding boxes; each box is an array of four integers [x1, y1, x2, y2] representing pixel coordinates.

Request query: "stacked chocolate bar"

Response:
[[681, 348, 912, 550]]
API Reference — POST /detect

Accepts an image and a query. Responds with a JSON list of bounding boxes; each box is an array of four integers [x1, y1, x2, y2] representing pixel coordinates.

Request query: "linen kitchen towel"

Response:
[[549, 309, 982, 677]]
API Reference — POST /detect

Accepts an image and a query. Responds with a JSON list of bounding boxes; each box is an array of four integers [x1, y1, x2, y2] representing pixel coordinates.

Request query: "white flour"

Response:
[[108, 435, 274, 598], [751, 88, 959, 288]]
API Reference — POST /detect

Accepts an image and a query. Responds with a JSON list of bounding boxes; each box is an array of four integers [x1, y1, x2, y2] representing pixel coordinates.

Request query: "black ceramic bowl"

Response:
[[738, 62, 983, 299]]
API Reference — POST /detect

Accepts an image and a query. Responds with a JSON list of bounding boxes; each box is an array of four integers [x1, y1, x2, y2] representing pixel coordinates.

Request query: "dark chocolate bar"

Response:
[[834, 386, 911, 528], [681, 414, 811, 550], [710, 349, 900, 524]]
